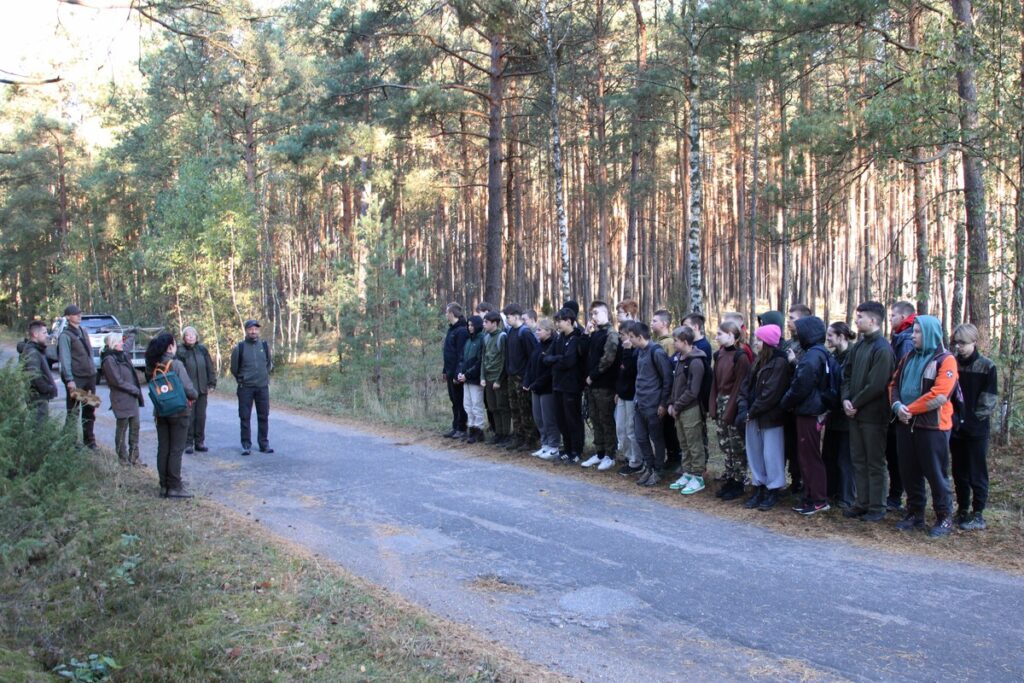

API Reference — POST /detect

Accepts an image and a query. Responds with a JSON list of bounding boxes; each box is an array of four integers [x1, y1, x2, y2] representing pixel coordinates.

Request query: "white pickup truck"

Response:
[[45, 314, 156, 380]]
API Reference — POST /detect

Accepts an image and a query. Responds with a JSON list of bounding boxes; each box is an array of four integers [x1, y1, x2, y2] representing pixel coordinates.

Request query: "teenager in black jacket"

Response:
[[543, 308, 586, 464], [442, 304, 470, 438], [524, 319, 560, 459]]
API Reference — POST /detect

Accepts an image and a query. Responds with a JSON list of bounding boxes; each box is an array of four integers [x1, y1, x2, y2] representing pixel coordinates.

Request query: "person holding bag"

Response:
[[146, 333, 197, 499]]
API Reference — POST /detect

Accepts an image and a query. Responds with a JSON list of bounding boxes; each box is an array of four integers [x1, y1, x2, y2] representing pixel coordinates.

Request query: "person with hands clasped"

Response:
[[888, 315, 959, 538]]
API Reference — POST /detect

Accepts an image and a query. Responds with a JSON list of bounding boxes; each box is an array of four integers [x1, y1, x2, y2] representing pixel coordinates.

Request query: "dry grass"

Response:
[[0, 452, 571, 682]]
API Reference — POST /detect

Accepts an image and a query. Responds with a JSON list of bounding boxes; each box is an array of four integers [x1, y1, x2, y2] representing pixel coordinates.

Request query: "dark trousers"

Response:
[[796, 416, 827, 504], [849, 419, 890, 515], [588, 387, 617, 455], [446, 376, 467, 431], [951, 433, 989, 513], [156, 414, 189, 490], [65, 375, 96, 446], [663, 413, 681, 464], [895, 423, 952, 518], [187, 392, 209, 447], [554, 390, 585, 454], [484, 383, 511, 435], [634, 407, 666, 470], [238, 385, 270, 449], [784, 414, 801, 487], [823, 427, 856, 507], [885, 427, 905, 504]]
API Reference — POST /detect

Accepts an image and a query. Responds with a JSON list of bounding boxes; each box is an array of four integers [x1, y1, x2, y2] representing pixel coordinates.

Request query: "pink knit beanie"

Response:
[[756, 324, 782, 348]]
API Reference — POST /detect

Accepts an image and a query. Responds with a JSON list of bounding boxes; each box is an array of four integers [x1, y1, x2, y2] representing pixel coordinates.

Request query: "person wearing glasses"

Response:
[[949, 324, 998, 531]]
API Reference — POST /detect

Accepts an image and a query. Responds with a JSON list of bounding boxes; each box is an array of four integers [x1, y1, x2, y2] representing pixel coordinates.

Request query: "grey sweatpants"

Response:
[[531, 393, 561, 449], [745, 421, 786, 490]]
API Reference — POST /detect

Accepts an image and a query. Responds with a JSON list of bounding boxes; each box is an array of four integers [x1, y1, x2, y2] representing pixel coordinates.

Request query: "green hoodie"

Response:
[[898, 314, 943, 406]]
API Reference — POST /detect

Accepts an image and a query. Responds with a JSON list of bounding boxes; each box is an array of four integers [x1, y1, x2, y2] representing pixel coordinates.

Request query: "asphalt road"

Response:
[[29, 366, 1024, 681]]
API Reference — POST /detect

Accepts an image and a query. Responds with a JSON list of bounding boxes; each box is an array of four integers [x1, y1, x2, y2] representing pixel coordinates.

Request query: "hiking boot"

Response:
[[597, 456, 616, 471], [184, 447, 194, 455], [442, 428, 459, 438], [259, 446, 274, 454], [451, 430, 467, 440], [159, 487, 168, 498], [680, 475, 705, 495], [758, 489, 780, 511], [953, 508, 971, 526], [720, 480, 745, 501], [465, 428, 479, 444], [195, 444, 209, 452], [895, 512, 926, 532], [861, 510, 887, 523], [928, 515, 954, 538], [635, 467, 654, 485], [843, 507, 868, 519], [581, 454, 602, 468], [619, 463, 644, 476], [959, 512, 986, 531], [166, 487, 194, 499], [744, 486, 765, 509]]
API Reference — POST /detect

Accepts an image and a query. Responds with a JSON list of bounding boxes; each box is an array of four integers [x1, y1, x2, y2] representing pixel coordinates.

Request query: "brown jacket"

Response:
[[709, 345, 751, 424], [671, 348, 707, 413], [101, 349, 144, 418]]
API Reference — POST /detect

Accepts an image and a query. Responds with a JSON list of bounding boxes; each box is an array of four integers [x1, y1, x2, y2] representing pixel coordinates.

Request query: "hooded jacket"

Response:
[[888, 315, 958, 431], [710, 344, 751, 424], [457, 327, 484, 384], [442, 318, 470, 377], [21, 340, 58, 401], [953, 349, 998, 437], [482, 327, 508, 383], [779, 316, 829, 416], [736, 348, 793, 429], [634, 341, 672, 413], [101, 347, 144, 418], [671, 347, 707, 413], [842, 328, 896, 425]]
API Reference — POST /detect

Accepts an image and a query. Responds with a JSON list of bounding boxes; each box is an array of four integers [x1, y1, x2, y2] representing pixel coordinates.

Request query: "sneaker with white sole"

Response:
[[531, 447, 548, 457], [680, 475, 706, 495], [538, 448, 558, 461], [580, 454, 602, 468], [669, 474, 692, 490], [597, 455, 616, 471]]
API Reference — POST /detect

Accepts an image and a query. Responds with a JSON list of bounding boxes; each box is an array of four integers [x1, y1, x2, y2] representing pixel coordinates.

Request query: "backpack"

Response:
[[147, 361, 188, 417], [809, 346, 842, 411]]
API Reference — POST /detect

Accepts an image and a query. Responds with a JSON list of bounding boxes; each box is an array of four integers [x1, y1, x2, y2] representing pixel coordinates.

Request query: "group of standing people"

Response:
[[442, 298, 998, 537], [19, 309, 275, 500]]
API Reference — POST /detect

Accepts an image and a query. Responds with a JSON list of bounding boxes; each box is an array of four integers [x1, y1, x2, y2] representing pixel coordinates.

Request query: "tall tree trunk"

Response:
[[484, 34, 506, 305], [747, 80, 761, 326], [624, 0, 648, 301], [594, 0, 611, 302], [540, 0, 571, 301], [909, 2, 930, 315], [950, 0, 991, 342], [685, 0, 703, 313]]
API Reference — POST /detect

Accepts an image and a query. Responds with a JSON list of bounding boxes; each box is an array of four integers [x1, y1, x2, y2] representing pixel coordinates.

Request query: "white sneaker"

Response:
[[681, 475, 706, 495], [538, 448, 558, 461], [531, 447, 548, 457], [581, 454, 602, 468], [670, 474, 692, 490], [597, 455, 616, 471]]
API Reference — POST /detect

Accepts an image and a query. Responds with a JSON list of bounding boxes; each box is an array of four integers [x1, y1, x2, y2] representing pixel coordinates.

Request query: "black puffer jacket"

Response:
[[736, 349, 793, 429], [780, 316, 829, 416], [443, 318, 470, 376]]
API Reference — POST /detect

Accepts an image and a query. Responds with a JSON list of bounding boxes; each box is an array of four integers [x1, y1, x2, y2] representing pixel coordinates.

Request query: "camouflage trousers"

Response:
[[507, 375, 538, 445], [715, 394, 747, 482], [587, 387, 618, 456]]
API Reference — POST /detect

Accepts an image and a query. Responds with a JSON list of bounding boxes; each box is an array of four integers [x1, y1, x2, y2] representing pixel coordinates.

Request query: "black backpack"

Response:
[[808, 346, 843, 411]]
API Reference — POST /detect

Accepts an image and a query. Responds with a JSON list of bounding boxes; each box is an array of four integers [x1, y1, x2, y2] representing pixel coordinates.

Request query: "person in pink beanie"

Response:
[[735, 324, 793, 510]]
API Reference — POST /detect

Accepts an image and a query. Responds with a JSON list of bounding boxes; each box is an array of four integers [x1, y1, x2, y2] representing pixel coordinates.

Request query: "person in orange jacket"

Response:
[[888, 315, 958, 538]]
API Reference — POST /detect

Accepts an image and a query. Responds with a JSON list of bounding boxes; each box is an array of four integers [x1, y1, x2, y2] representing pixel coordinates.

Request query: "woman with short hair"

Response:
[[177, 326, 217, 453], [101, 332, 145, 466]]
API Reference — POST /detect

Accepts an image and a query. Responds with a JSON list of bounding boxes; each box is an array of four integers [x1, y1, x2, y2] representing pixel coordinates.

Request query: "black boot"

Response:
[[744, 485, 765, 509], [758, 488, 780, 511], [720, 480, 746, 501]]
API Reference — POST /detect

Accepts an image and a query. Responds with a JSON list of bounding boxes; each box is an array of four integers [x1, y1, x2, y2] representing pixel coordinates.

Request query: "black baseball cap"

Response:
[[64, 304, 82, 316], [244, 319, 261, 329]]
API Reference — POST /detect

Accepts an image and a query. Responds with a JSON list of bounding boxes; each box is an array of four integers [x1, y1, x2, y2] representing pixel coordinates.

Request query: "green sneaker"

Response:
[[669, 473, 692, 490], [680, 475, 706, 495]]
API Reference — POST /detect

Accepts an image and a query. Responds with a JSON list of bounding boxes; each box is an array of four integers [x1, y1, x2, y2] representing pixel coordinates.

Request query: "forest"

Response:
[[1, 0, 1022, 429]]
